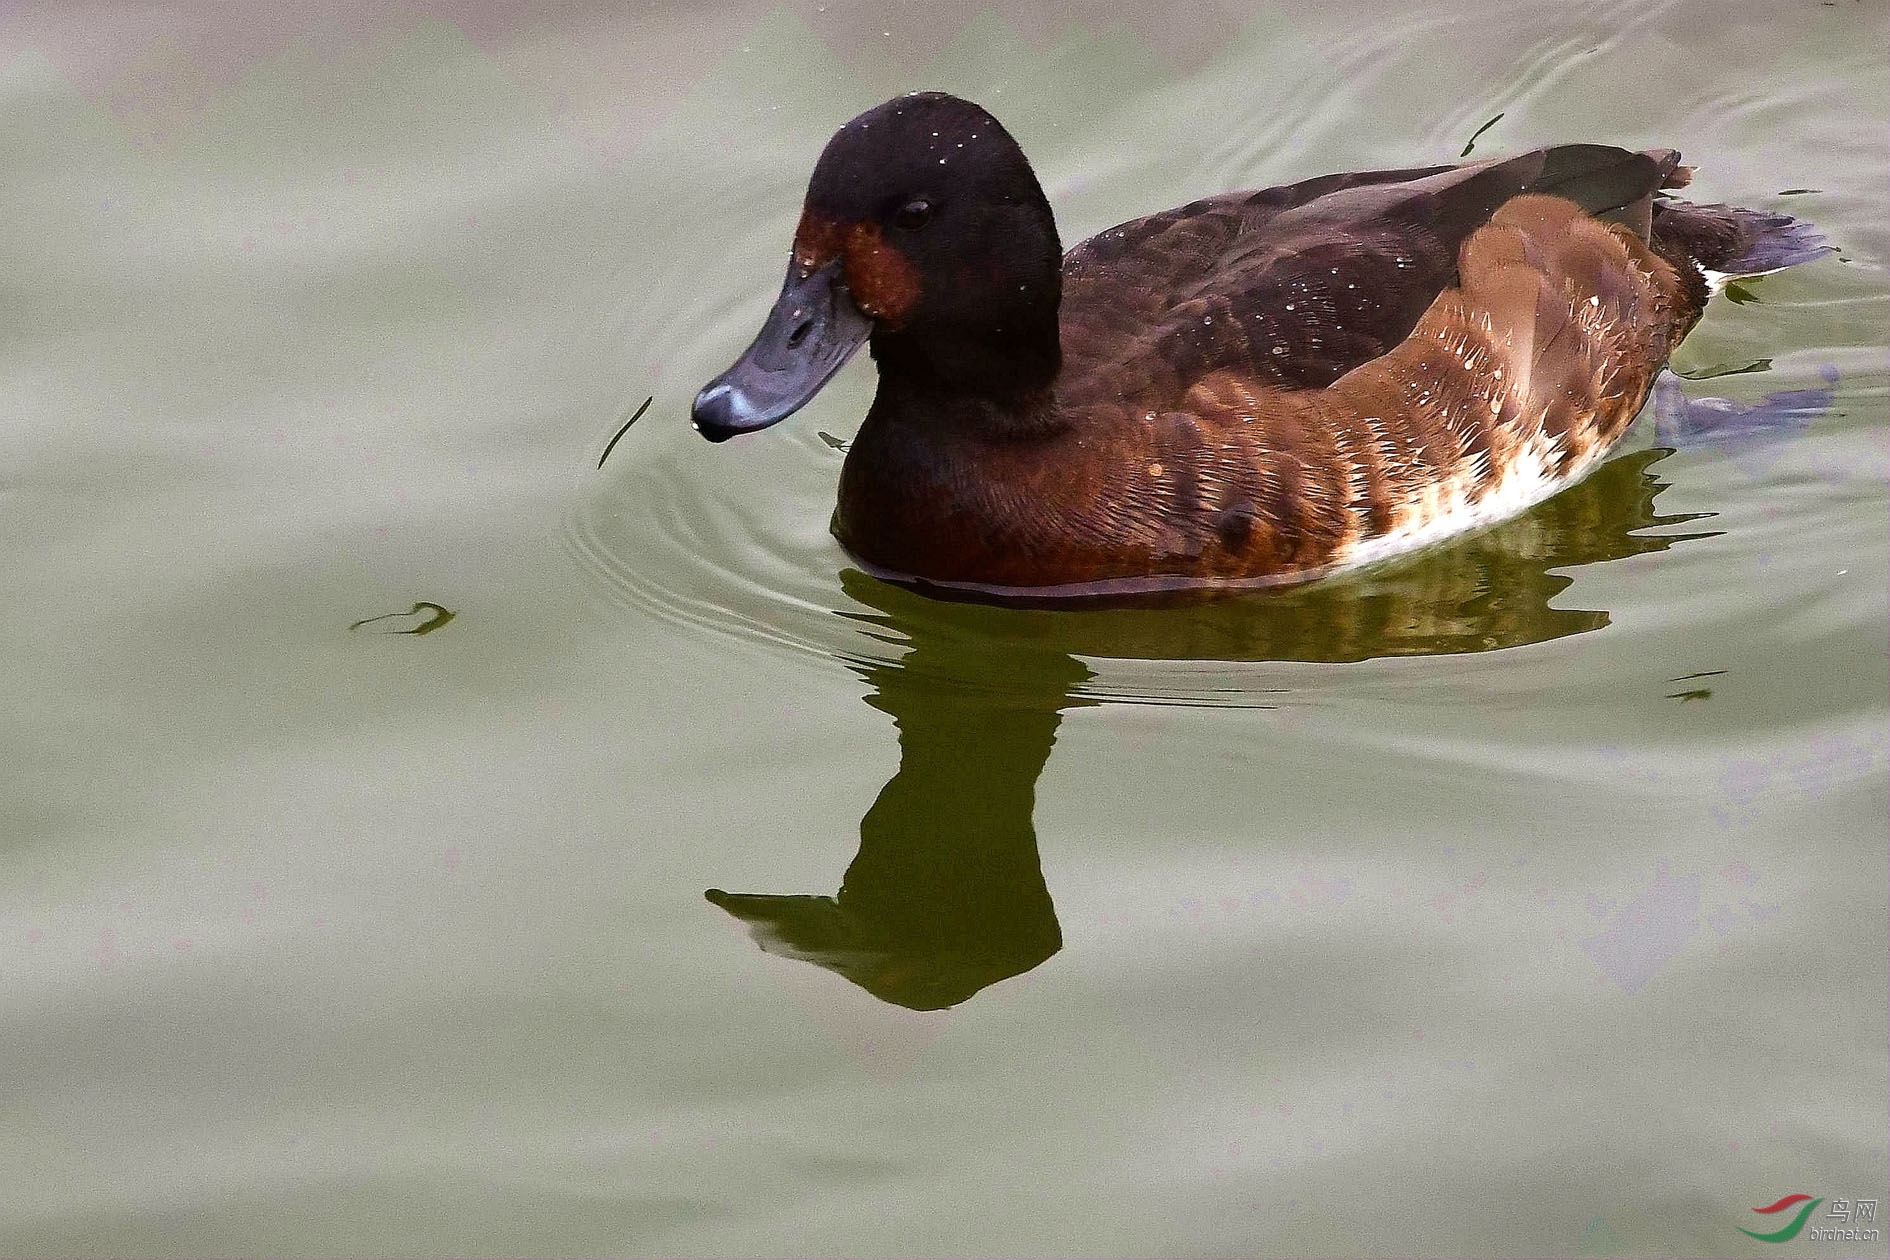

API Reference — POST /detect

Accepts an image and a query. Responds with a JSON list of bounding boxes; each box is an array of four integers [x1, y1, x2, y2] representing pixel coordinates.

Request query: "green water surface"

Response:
[[2, 2, 1885, 1256]]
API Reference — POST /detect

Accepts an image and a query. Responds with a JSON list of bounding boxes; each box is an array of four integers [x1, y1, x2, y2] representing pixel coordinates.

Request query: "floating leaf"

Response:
[[1460, 112, 1503, 157], [598, 395, 654, 468], [1675, 359, 1770, 380], [1722, 282, 1759, 305], [350, 602, 456, 635]]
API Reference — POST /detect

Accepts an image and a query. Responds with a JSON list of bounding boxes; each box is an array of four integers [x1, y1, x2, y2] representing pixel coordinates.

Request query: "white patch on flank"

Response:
[[1333, 429, 1599, 574]]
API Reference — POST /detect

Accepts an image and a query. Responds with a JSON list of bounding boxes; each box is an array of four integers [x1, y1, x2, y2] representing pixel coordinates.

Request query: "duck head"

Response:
[[692, 92, 1063, 442]]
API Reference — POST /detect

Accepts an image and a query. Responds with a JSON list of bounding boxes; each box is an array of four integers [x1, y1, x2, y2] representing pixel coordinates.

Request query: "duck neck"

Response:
[[865, 297, 1063, 441]]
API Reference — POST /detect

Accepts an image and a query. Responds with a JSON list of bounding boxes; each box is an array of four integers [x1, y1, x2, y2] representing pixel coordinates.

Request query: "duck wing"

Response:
[[1059, 145, 1667, 408]]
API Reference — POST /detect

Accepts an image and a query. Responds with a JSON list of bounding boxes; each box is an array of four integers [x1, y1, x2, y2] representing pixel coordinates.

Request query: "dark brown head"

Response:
[[692, 92, 1063, 441]]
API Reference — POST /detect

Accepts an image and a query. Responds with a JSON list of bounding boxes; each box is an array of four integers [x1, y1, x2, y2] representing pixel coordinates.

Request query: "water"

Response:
[[2, 2, 1885, 1255]]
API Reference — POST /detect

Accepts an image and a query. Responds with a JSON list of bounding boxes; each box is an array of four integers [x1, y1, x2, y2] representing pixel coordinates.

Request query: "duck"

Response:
[[691, 92, 1828, 599]]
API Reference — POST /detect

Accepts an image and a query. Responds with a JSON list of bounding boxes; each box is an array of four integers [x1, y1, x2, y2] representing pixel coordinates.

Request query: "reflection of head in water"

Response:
[[706, 447, 1712, 1009], [709, 649, 1084, 1012]]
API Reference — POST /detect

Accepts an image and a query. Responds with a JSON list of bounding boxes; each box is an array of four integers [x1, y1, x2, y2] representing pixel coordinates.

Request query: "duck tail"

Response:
[[1650, 197, 1833, 282], [1641, 178, 1832, 338]]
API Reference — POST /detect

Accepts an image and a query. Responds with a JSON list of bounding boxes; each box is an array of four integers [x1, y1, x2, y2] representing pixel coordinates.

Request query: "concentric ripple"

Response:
[[569, 386, 1714, 707]]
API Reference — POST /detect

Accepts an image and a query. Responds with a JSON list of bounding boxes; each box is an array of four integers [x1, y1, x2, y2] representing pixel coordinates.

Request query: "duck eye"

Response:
[[893, 199, 933, 231]]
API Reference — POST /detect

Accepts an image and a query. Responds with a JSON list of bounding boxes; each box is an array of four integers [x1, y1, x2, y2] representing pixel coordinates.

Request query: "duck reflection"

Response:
[[709, 646, 1086, 1011], [709, 448, 1710, 1009]]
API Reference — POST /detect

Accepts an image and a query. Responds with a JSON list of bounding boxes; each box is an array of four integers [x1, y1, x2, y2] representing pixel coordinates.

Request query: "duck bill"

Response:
[[692, 259, 873, 442]]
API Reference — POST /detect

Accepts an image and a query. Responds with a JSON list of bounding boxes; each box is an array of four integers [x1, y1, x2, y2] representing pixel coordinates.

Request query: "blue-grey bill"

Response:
[[692, 259, 873, 442]]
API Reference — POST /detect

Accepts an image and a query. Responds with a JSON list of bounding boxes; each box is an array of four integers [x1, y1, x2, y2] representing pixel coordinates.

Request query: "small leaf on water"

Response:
[[1722, 282, 1759, 305], [350, 602, 456, 635], [1460, 112, 1504, 157], [598, 395, 654, 468], [1675, 359, 1770, 380]]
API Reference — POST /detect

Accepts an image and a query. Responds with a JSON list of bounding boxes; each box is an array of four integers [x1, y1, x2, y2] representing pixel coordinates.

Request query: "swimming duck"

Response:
[[691, 92, 1827, 598]]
